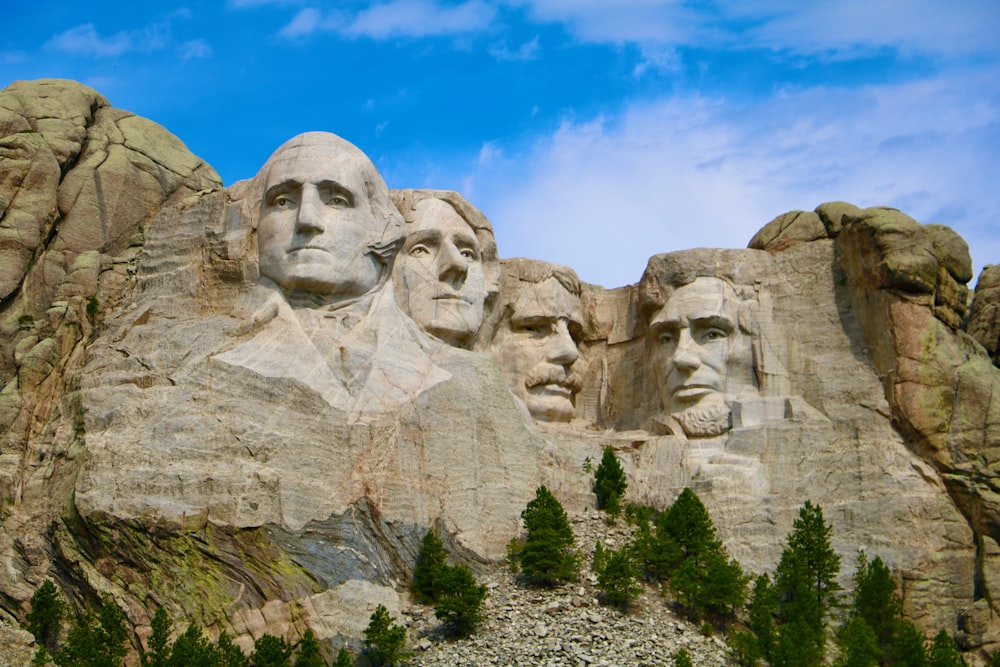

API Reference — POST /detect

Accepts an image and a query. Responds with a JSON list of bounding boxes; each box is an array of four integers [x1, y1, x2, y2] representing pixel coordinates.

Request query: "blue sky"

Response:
[[3, 1, 999, 288]]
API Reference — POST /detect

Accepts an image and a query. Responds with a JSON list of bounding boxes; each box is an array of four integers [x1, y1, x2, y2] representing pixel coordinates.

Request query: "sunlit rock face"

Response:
[[4, 78, 1000, 660]]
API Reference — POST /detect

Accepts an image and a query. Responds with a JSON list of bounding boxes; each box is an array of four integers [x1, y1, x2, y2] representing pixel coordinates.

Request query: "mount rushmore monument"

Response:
[[3, 78, 1000, 658]]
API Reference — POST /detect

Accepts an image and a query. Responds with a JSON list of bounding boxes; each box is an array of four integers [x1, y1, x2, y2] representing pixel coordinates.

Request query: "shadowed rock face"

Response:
[[4, 78, 1000, 661]]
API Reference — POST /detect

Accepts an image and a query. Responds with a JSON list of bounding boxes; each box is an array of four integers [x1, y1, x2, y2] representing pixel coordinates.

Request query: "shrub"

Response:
[[673, 647, 694, 667], [333, 647, 354, 666], [293, 630, 324, 667]]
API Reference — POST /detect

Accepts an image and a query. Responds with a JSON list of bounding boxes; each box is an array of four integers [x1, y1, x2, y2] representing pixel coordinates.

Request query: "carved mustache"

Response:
[[525, 366, 584, 393]]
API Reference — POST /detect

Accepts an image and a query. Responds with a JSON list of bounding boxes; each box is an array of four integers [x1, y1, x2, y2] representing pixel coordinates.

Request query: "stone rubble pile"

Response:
[[404, 511, 730, 667]]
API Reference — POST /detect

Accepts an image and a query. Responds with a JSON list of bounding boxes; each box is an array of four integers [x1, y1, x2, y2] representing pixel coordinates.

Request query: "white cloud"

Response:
[[279, 8, 323, 38], [458, 68, 1000, 288], [44, 16, 211, 61], [506, 0, 1000, 59], [46, 24, 139, 57], [346, 0, 497, 38], [277, 1, 496, 40], [180, 39, 213, 60], [489, 36, 540, 61]]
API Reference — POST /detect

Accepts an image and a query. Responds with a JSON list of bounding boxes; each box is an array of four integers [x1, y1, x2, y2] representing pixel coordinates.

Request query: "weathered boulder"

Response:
[[968, 264, 1000, 366]]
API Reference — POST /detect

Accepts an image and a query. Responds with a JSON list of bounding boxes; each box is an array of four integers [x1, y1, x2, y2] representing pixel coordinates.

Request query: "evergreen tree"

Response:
[[518, 486, 578, 586], [333, 647, 353, 667], [217, 631, 251, 667], [892, 621, 928, 667], [834, 616, 880, 667], [852, 553, 902, 655], [144, 607, 172, 667], [362, 604, 408, 667], [293, 630, 324, 667], [747, 574, 777, 662], [593, 447, 628, 516], [673, 647, 694, 667], [27, 580, 65, 657], [653, 488, 747, 619], [433, 564, 487, 638], [166, 624, 218, 667], [251, 634, 294, 666], [728, 629, 762, 667], [595, 545, 641, 609], [591, 540, 608, 573], [928, 630, 966, 667], [411, 530, 447, 603], [56, 602, 130, 667], [772, 500, 841, 666]]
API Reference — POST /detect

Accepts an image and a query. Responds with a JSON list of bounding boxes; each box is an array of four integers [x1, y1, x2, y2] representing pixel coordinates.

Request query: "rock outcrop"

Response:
[[3, 78, 1000, 663]]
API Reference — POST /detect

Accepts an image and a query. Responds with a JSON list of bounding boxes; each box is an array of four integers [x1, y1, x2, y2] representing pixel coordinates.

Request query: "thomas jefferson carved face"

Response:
[[394, 198, 487, 347], [648, 277, 751, 437], [257, 134, 395, 306], [494, 276, 584, 422]]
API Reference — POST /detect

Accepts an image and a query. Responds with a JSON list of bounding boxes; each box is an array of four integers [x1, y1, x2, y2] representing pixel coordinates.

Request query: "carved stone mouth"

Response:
[[671, 385, 717, 400], [529, 383, 573, 398]]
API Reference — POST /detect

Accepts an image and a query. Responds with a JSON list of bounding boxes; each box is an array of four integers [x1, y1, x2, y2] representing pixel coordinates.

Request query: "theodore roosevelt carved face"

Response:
[[255, 132, 403, 306], [492, 264, 585, 423], [648, 276, 753, 437], [391, 190, 498, 348]]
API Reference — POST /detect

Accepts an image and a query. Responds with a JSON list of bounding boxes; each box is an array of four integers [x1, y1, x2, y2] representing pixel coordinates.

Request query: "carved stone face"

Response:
[[258, 142, 382, 304], [494, 277, 584, 422], [648, 277, 751, 436], [394, 198, 487, 347]]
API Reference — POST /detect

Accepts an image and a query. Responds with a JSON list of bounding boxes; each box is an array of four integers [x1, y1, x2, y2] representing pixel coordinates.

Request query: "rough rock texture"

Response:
[[3, 78, 1000, 665], [0, 78, 220, 622], [969, 264, 1000, 366]]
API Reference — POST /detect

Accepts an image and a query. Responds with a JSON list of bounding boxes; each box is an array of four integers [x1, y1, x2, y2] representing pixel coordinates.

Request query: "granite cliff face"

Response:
[[2, 78, 1000, 660]]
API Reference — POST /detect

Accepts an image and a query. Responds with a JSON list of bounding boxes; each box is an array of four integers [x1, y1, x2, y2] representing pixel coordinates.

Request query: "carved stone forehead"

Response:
[[263, 131, 374, 178], [659, 277, 737, 324], [512, 277, 583, 323]]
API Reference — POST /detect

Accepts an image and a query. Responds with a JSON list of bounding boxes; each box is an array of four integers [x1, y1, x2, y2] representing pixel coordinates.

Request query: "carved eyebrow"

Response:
[[315, 180, 356, 205], [264, 180, 302, 203], [689, 315, 735, 332]]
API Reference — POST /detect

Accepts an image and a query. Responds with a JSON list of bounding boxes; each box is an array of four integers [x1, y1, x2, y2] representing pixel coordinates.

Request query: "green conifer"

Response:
[[595, 545, 641, 609], [593, 447, 628, 516], [251, 634, 294, 666], [27, 581, 65, 657], [411, 529, 448, 603], [333, 647, 354, 667], [293, 630, 324, 667], [362, 604, 408, 667], [518, 485, 578, 586], [434, 564, 487, 637]]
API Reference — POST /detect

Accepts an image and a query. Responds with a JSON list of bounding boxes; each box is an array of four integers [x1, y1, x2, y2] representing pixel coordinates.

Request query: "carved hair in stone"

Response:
[[390, 189, 500, 348], [250, 132, 405, 308], [640, 255, 760, 437], [487, 259, 586, 423]]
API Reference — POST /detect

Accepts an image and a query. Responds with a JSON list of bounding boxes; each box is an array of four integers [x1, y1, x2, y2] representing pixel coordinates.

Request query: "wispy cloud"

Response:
[[45, 15, 211, 61], [277, 0, 496, 40], [180, 39, 213, 60], [489, 36, 540, 61], [460, 69, 1000, 287], [228, 0, 301, 7]]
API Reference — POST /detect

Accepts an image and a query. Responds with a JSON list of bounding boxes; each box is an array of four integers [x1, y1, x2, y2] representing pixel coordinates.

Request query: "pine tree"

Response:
[[56, 602, 130, 667], [673, 647, 694, 667], [834, 616, 880, 667], [772, 500, 841, 666], [928, 630, 966, 667], [27, 580, 65, 657], [251, 634, 294, 666], [362, 604, 408, 667], [412, 529, 448, 603], [747, 573, 777, 662], [333, 647, 353, 667], [653, 488, 747, 619], [434, 564, 487, 637], [893, 621, 928, 667], [518, 486, 578, 586], [216, 631, 250, 667], [166, 624, 217, 667], [144, 607, 172, 667], [595, 545, 641, 609], [593, 447, 628, 516], [293, 630, 324, 667]]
